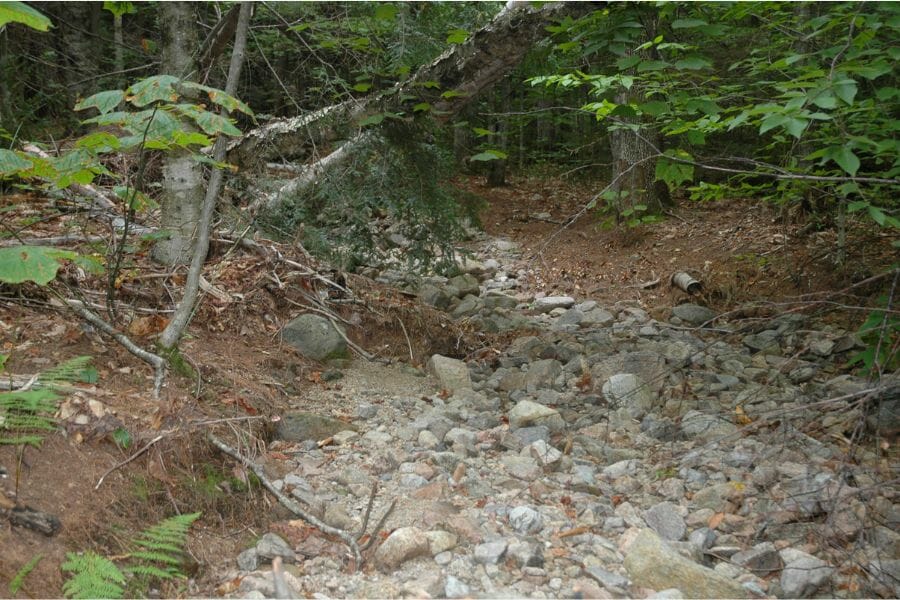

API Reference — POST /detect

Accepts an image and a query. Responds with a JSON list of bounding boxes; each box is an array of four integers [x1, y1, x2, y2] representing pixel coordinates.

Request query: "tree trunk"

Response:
[[227, 2, 596, 171], [151, 2, 205, 266], [238, 2, 597, 211]]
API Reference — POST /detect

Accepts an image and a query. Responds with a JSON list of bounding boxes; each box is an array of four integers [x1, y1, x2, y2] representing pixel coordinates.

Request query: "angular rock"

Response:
[[602, 373, 656, 418], [256, 533, 295, 562], [585, 566, 629, 590], [529, 439, 563, 470], [731, 542, 782, 575], [236, 548, 259, 571], [427, 354, 472, 392], [509, 505, 544, 534], [508, 399, 565, 432], [534, 296, 576, 313], [643, 501, 686, 541], [275, 411, 357, 442], [374, 526, 431, 572], [448, 273, 481, 297], [523, 359, 563, 390], [680, 410, 738, 442], [424, 530, 458, 556], [474, 540, 508, 565], [672, 304, 717, 326], [501, 455, 542, 481], [779, 548, 833, 598], [445, 575, 471, 599], [623, 528, 749, 598], [281, 314, 348, 361]]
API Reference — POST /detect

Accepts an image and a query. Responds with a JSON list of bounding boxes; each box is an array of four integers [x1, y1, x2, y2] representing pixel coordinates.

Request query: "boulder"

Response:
[[427, 354, 472, 392], [275, 411, 357, 442], [281, 314, 348, 361]]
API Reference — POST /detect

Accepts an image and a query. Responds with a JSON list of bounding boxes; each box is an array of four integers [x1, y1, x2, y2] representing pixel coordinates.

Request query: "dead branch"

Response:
[[65, 299, 166, 398], [95, 433, 167, 490], [206, 431, 364, 566]]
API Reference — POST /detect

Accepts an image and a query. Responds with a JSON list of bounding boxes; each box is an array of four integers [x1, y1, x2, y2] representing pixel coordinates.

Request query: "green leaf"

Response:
[[446, 28, 468, 44], [75, 90, 125, 115], [832, 78, 857, 105], [783, 117, 808, 139], [103, 2, 136, 17], [846, 200, 868, 213], [440, 89, 466, 99], [636, 60, 668, 72], [352, 82, 372, 92], [470, 150, 507, 162], [112, 427, 132, 449], [180, 82, 254, 116], [671, 18, 707, 29], [0, 246, 78, 285], [0, 1, 52, 31], [0, 149, 32, 175], [639, 101, 668, 116], [113, 186, 157, 211], [867, 204, 887, 226], [412, 102, 431, 113], [832, 147, 860, 176], [359, 113, 385, 126], [75, 132, 121, 152], [675, 56, 711, 70], [186, 109, 240, 137], [472, 127, 494, 137], [811, 89, 837, 109], [655, 150, 694, 188], [759, 113, 787, 135], [374, 3, 397, 20], [127, 75, 179, 107], [616, 55, 642, 70]]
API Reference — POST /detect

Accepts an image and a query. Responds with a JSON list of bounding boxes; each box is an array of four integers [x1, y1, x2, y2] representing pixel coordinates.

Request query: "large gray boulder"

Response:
[[624, 528, 749, 598], [427, 354, 472, 392], [602, 373, 656, 418], [275, 411, 357, 442], [281, 314, 348, 361]]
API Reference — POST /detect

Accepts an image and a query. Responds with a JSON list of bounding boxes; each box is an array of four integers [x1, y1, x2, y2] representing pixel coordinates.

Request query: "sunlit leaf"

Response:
[[0, 149, 32, 175], [75, 90, 125, 115], [127, 75, 180, 106], [0, 1, 52, 31]]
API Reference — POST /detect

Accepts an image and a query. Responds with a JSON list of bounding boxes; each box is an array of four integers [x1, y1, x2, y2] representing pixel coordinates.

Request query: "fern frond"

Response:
[[0, 389, 60, 447], [129, 512, 200, 578], [61, 552, 126, 600], [38, 355, 93, 387], [9, 553, 43, 596]]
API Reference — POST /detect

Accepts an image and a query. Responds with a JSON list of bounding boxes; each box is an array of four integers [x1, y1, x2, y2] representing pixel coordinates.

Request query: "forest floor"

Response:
[[0, 174, 895, 598]]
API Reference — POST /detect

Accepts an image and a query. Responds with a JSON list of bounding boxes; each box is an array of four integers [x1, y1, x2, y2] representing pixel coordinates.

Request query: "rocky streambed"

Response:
[[218, 236, 898, 599]]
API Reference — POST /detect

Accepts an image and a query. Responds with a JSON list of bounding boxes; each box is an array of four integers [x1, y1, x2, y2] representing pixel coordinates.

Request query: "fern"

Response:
[[61, 512, 201, 598], [126, 512, 201, 580], [38, 355, 95, 387], [0, 389, 60, 447], [61, 552, 126, 600], [9, 553, 43, 596]]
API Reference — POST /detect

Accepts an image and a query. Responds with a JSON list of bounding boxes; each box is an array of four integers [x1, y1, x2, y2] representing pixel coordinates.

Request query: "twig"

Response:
[[95, 434, 167, 490], [396, 317, 414, 362], [357, 482, 379, 541], [65, 299, 166, 398], [206, 432, 364, 566], [360, 498, 396, 552]]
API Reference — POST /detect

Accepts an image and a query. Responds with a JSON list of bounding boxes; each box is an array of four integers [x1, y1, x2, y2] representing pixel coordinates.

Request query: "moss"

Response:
[[156, 345, 196, 380]]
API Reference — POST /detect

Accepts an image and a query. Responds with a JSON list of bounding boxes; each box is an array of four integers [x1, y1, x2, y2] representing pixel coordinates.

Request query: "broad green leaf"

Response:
[[0, 246, 78, 285], [636, 60, 668, 72], [176, 106, 240, 137], [832, 146, 860, 176], [412, 102, 431, 113], [868, 205, 888, 226], [759, 113, 787, 135], [810, 89, 837, 109], [616, 55, 642, 70], [440, 89, 466, 99], [113, 185, 158, 211], [75, 90, 125, 115], [75, 132, 120, 152], [359, 113, 385, 126], [446, 29, 468, 44], [655, 151, 694, 188], [181, 82, 253, 116], [846, 200, 868, 213], [170, 130, 212, 147], [671, 18, 707, 29], [0, 149, 32, 175], [103, 1, 136, 17], [0, 1, 52, 31], [472, 127, 494, 137], [470, 150, 507, 162], [675, 56, 711, 70], [686, 129, 705, 145], [352, 82, 372, 92], [832, 78, 857, 105], [374, 3, 397, 19], [127, 75, 179, 107], [640, 101, 668, 116], [783, 117, 808, 139]]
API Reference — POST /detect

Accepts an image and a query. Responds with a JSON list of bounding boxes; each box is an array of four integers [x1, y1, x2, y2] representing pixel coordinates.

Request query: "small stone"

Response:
[[427, 354, 472, 392], [672, 304, 717, 326], [425, 530, 458, 556], [501, 455, 542, 481], [256, 533, 295, 562], [508, 400, 565, 432], [602, 373, 656, 418], [445, 575, 471, 599], [356, 403, 378, 419], [529, 439, 563, 470], [374, 526, 431, 572], [474, 540, 508, 565], [779, 548, 833, 598], [643, 501, 686, 541], [585, 566, 629, 590], [534, 296, 576, 313], [236, 548, 259, 571], [507, 541, 544, 568], [332, 430, 358, 445], [509, 506, 544, 534], [731, 542, 782, 575], [418, 429, 440, 449]]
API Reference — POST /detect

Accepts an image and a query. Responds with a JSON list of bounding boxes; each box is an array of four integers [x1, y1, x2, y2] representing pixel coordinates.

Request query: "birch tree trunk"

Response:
[[151, 2, 205, 266]]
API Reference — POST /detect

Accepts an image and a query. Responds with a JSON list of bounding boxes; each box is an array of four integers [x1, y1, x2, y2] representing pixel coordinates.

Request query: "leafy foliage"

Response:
[[0, 1, 52, 31], [0, 356, 94, 447], [61, 553, 127, 600], [8, 553, 43, 596], [61, 512, 201, 599]]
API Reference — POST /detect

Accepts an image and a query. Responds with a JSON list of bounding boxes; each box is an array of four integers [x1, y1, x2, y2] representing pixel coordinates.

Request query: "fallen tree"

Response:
[[230, 2, 598, 211]]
